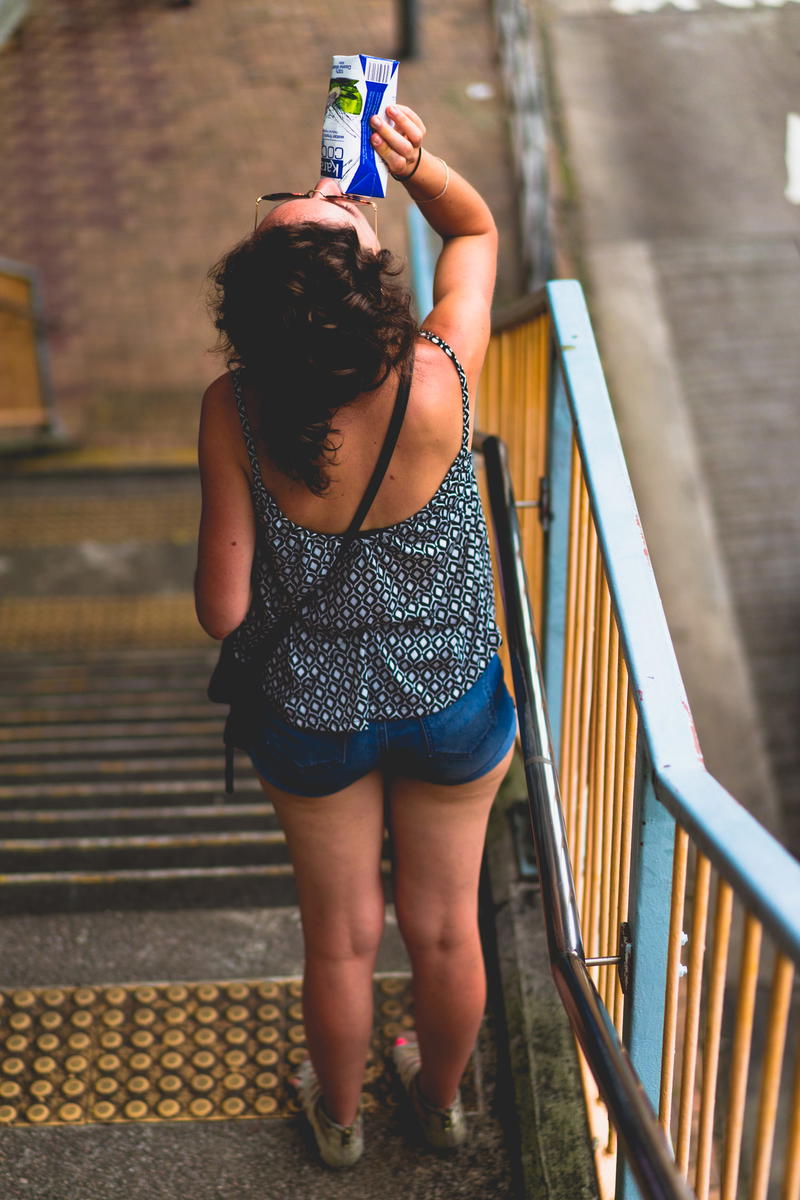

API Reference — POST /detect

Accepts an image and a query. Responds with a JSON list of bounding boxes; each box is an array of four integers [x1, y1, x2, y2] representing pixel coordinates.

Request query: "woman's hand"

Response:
[[370, 105, 426, 179]]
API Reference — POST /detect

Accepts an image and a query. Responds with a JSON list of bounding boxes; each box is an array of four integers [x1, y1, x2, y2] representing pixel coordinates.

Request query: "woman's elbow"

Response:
[[481, 218, 499, 251], [194, 583, 249, 641], [196, 610, 239, 641]]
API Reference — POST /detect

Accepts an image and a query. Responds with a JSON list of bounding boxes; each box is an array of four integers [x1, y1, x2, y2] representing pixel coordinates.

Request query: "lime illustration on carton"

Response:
[[321, 54, 399, 198]]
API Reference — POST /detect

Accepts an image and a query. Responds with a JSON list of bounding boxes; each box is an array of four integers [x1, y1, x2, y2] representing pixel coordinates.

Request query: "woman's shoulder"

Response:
[[201, 372, 247, 435], [418, 295, 491, 386], [399, 335, 465, 461], [199, 373, 251, 469], [202, 371, 235, 408], [417, 329, 469, 385]]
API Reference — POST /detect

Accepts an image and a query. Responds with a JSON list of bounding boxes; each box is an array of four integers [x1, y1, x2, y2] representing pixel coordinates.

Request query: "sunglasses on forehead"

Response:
[[254, 191, 378, 237]]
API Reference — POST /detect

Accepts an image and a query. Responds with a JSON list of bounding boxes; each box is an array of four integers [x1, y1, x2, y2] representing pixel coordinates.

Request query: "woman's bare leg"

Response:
[[258, 769, 386, 1126], [388, 747, 514, 1108]]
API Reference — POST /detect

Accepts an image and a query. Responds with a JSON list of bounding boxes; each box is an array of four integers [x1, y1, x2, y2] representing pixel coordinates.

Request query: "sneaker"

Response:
[[292, 1059, 364, 1169], [391, 1032, 467, 1149]]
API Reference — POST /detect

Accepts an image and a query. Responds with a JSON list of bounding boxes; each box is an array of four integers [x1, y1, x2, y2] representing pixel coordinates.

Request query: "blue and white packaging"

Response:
[[321, 54, 399, 198]]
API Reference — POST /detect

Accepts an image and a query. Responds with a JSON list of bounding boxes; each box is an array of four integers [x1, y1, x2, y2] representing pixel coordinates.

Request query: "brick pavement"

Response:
[[0, 0, 522, 454]]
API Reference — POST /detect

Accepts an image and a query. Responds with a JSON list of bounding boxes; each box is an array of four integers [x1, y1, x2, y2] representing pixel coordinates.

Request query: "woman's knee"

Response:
[[393, 895, 478, 960], [302, 902, 386, 964]]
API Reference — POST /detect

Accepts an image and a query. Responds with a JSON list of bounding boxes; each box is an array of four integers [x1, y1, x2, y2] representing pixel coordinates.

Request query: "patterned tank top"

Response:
[[229, 330, 502, 731]]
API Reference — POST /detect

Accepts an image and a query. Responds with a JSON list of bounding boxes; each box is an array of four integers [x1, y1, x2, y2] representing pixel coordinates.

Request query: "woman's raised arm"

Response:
[[369, 105, 498, 378]]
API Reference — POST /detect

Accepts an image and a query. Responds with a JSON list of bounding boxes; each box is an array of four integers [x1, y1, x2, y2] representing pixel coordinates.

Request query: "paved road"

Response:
[[543, 0, 800, 851]]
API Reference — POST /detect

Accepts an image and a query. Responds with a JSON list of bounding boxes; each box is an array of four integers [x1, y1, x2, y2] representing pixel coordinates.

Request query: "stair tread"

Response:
[[0, 651, 293, 912]]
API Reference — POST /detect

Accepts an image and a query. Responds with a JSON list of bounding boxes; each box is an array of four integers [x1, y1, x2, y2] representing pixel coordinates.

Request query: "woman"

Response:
[[195, 105, 516, 1168]]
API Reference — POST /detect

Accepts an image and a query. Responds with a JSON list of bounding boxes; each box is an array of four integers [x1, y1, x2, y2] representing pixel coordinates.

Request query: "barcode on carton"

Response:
[[365, 59, 393, 84]]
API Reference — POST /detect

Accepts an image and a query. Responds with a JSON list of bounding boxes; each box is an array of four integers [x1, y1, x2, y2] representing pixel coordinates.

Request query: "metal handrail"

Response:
[[476, 431, 694, 1200], [546, 281, 800, 967]]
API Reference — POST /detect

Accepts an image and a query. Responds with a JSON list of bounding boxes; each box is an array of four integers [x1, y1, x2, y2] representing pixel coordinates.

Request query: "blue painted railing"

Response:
[[542, 280, 800, 1198]]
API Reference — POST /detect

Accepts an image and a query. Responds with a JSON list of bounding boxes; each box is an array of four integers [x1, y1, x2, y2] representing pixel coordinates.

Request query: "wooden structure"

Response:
[[0, 258, 59, 443]]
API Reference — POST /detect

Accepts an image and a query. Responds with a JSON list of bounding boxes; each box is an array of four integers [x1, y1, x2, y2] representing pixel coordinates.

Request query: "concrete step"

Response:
[[0, 829, 291, 872], [0, 777, 260, 806], [0, 802, 279, 838], [0, 864, 300, 914], [0, 650, 291, 912], [0, 668, 214, 694], [0, 720, 220, 745], [0, 753, 232, 782], [0, 703, 215, 722]]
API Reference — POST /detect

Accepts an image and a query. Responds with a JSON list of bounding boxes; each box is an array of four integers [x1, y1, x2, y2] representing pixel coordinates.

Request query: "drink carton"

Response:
[[321, 54, 399, 198]]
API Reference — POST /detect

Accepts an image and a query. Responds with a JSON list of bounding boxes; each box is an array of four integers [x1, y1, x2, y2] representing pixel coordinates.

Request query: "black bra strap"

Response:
[[340, 347, 415, 546]]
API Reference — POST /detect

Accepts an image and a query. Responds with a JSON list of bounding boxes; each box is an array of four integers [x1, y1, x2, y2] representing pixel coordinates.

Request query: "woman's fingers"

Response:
[[370, 105, 425, 174], [370, 134, 410, 176], [370, 114, 412, 153], [390, 104, 426, 141]]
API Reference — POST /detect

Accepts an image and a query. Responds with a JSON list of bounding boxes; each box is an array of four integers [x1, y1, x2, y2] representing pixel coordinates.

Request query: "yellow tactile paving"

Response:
[[0, 493, 198, 548], [0, 976, 428, 1127], [0, 974, 407, 1123], [0, 594, 210, 651]]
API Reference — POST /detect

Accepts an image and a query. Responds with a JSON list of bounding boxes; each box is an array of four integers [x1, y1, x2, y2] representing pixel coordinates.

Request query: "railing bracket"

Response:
[[514, 476, 551, 531], [618, 922, 633, 994], [584, 923, 632, 993], [539, 475, 550, 530]]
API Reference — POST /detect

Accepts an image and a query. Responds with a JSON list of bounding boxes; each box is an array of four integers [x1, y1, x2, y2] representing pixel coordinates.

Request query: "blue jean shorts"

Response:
[[238, 654, 517, 798]]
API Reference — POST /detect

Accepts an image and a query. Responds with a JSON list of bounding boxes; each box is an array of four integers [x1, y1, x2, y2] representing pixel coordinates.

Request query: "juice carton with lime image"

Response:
[[321, 54, 399, 198]]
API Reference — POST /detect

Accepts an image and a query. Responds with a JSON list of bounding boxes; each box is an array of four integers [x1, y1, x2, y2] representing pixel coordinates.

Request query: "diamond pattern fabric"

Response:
[[230, 331, 501, 730]]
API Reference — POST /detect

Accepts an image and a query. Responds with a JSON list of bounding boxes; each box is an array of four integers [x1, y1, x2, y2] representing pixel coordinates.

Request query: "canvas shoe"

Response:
[[292, 1059, 364, 1168], [391, 1032, 466, 1149]]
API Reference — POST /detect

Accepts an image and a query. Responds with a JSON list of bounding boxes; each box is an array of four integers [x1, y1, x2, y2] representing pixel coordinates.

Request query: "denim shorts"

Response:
[[239, 654, 517, 797]]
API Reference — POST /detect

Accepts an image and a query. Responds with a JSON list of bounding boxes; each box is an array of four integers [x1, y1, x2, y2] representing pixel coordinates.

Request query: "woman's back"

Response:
[[226, 328, 501, 733], [242, 332, 466, 535]]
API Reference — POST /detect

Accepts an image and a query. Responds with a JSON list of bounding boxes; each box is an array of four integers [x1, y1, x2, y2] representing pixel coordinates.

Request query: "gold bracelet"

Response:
[[417, 158, 450, 205]]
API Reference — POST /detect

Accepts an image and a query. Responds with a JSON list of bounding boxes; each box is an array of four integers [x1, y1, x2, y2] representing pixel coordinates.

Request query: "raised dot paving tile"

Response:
[[0, 976, 478, 1128]]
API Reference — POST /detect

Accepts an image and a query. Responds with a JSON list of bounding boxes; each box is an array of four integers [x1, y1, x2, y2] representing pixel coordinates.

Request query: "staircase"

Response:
[[0, 649, 297, 913], [0, 474, 519, 1195]]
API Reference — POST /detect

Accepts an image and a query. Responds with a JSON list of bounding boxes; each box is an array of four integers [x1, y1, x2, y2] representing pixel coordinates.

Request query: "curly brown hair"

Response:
[[208, 221, 417, 494]]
